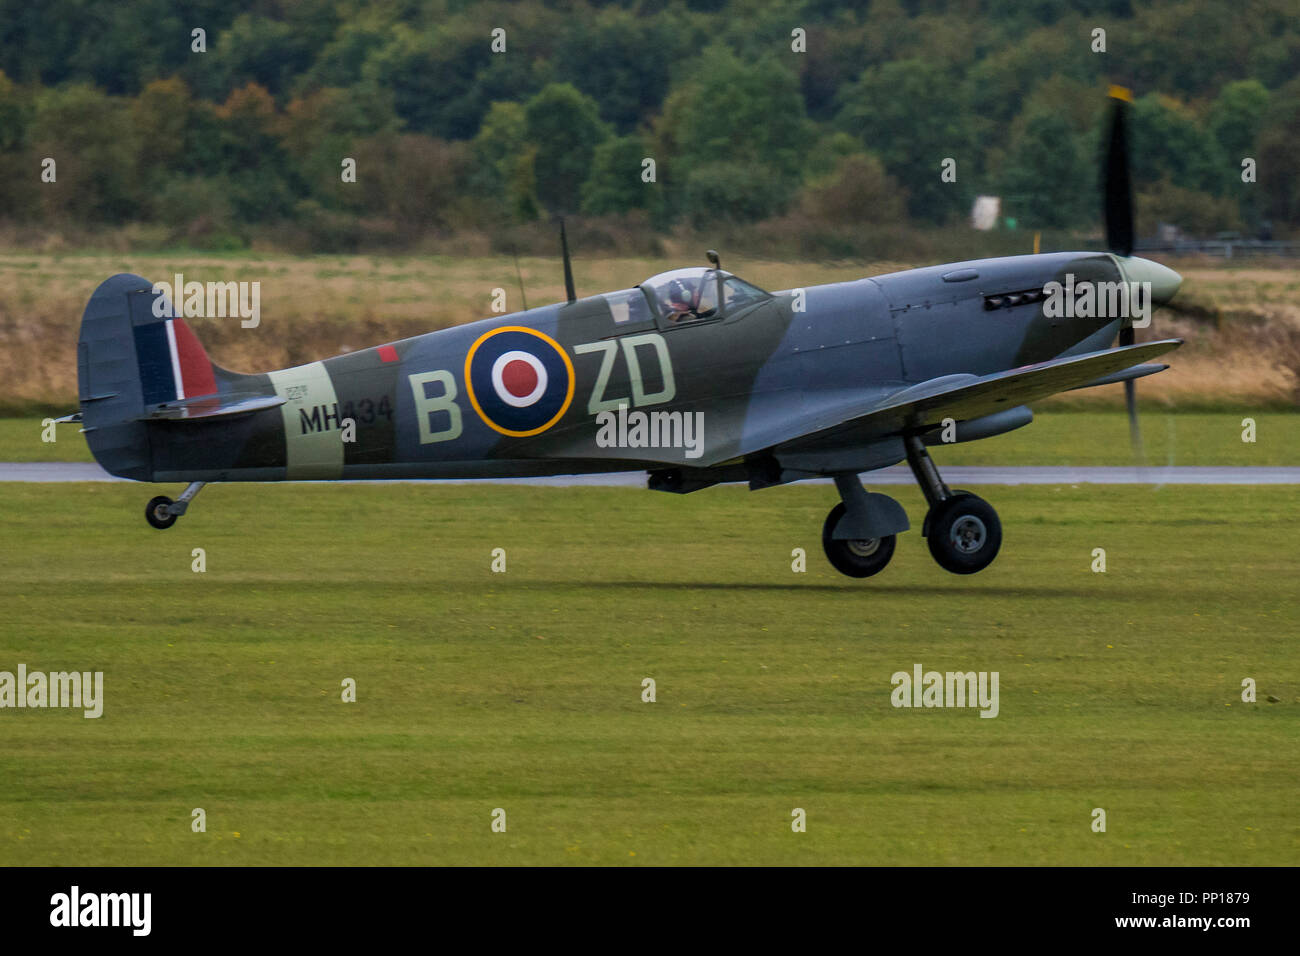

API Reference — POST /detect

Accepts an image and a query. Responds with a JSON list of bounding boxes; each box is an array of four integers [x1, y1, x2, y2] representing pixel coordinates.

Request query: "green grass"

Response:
[[0, 418, 94, 462], [0, 481, 1296, 865], [3, 411, 1297, 466], [933, 411, 1300, 467]]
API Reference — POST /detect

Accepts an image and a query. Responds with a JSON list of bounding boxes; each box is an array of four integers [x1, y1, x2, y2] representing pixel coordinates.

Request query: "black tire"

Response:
[[922, 488, 972, 537], [821, 502, 896, 578], [925, 494, 1001, 574], [145, 496, 177, 530]]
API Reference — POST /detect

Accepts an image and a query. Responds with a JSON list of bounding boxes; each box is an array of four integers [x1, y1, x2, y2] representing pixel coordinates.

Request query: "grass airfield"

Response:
[[0, 478, 1296, 865]]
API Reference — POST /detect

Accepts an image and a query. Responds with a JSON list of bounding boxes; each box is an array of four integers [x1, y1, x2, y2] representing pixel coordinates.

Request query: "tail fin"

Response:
[[133, 305, 218, 406], [78, 274, 222, 479]]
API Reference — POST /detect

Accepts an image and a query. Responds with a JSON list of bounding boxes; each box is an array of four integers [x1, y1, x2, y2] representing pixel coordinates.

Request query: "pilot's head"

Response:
[[666, 277, 696, 310]]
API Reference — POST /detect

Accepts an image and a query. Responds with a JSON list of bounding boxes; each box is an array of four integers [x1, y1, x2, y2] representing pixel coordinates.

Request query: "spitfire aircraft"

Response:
[[62, 89, 1182, 578]]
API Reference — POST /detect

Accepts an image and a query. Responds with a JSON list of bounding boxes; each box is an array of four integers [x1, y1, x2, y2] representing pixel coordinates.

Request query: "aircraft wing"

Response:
[[750, 339, 1182, 459]]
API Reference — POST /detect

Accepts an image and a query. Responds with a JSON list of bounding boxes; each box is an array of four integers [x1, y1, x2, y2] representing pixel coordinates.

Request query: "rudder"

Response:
[[77, 273, 221, 479]]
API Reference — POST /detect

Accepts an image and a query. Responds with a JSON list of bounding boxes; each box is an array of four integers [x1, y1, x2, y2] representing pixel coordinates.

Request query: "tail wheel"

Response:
[[925, 494, 1001, 574], [145, 496, 177, 530], [821, 502, 896, 578]]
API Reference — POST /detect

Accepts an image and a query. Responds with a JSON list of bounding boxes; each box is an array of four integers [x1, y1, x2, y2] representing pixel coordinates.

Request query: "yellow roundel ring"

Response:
[[463, 325, 576, 437]]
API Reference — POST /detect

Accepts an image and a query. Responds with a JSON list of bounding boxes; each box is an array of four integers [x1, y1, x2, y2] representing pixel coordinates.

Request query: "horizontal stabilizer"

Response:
[[140, 393, 285, 421]]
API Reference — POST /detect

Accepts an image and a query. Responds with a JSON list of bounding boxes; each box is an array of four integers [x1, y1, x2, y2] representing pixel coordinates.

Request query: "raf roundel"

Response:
[[464, 326, 575, 437]]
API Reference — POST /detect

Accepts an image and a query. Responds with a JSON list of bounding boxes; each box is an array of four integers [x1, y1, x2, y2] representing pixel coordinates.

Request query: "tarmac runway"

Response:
[[3, 462, 1299, 485]]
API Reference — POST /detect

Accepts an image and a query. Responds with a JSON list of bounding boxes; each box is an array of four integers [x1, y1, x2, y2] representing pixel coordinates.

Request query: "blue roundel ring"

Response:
[[463, 326, 575, 437]]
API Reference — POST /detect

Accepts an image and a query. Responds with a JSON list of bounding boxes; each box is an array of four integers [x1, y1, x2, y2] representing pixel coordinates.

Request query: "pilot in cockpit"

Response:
[[663, 276, 700, 322]]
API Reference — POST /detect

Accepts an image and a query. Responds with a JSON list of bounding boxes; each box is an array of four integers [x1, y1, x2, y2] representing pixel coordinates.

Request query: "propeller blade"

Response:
[[1124, 377, 1143, 457], [1103, 85, 1134, 258], [1118, 325, 1144, 459], [1106, 86, 1150, 459]]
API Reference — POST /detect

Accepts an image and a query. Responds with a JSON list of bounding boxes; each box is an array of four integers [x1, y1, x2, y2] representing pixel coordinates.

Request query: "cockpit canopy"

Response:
[[637, 267, 770, 324]]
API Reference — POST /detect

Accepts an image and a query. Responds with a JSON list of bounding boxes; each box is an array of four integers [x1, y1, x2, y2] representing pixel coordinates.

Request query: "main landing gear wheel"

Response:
[[145, 496, 178, 530], [822, 502, 896, 578], [925, 493, 1002, 575]]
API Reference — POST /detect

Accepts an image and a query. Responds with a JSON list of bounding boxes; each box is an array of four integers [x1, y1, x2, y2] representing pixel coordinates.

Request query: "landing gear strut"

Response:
[[820, 474, 909, 578], [145, 481, 206, 530], [904, 435, 1001, 574]]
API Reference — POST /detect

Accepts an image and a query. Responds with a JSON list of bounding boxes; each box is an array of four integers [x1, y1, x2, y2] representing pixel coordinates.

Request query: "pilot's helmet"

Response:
[[667, 277, 694, 306]]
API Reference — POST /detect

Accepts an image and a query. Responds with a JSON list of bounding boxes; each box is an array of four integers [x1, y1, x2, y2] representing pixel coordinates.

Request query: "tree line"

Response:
[[1, 0, 1297, 251]]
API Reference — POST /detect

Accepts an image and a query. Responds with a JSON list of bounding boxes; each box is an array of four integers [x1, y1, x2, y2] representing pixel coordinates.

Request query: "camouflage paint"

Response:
[[76, 254, 1174, 487]]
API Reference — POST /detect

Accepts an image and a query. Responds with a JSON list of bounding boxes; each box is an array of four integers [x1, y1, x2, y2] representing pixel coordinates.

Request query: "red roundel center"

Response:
[[501, 358, 539, 398]]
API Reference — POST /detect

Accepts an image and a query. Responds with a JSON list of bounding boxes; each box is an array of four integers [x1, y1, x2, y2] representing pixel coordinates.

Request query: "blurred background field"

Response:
[[2, 252, 1297, 416]]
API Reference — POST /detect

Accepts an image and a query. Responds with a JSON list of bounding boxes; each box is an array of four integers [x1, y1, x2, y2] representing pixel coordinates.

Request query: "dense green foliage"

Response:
[[1, 0, 1297, 249]]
